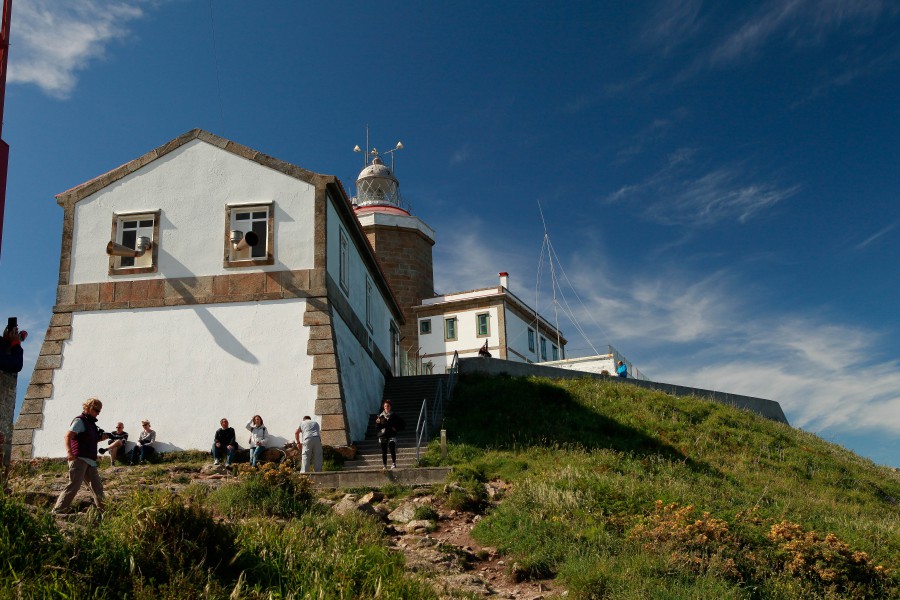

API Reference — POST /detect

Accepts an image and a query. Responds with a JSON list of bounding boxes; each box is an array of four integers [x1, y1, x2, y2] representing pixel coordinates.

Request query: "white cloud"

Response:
[[855, 221, 898, 250], [9, 0, 150, 99], [606, 152, 800, 226], [710, 0, 888, 66], [432, 207, 900, 464]]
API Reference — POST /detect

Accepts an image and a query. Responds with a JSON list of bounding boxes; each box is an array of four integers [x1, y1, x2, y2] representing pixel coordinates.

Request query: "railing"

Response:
[[414, 351, 459, 463]]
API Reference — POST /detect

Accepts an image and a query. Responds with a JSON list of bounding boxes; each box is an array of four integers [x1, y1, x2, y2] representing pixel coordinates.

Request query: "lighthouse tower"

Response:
[[352, 144, 435, 365]]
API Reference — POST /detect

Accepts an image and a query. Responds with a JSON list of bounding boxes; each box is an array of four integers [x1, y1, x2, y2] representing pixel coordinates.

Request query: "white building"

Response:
[[13, 130, 404, 458], [415, 273, 567, 374]]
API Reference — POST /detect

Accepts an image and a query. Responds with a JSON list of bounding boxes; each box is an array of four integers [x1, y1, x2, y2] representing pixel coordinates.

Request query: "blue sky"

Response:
[[1, 0, 898, 467]]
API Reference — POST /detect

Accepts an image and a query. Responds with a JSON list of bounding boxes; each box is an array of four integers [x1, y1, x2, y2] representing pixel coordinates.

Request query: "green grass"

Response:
[[4, 372, 898, 598], [425, 373, 900, 599]]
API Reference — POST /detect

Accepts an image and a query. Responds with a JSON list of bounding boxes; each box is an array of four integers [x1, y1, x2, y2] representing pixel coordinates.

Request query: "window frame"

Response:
[[476, 312, 490, 337], [108, 210, 160, 276], [540, 337, 547, 361], [419, 319, 432, 335], [444, 317, 458, 341], [365, 275, 374, 332], [552, 344, 559, 361], [223, 202, 275, 268], [339, 227, 350, 294], [527, 328, 535, 352]]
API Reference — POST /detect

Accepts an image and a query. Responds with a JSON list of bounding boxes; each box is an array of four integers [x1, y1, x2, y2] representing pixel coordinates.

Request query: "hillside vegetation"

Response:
[[2, 374, 897, 599], [423, 374, 899, 598]]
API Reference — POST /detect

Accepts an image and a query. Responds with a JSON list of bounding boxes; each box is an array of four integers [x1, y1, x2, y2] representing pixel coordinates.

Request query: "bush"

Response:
[[208, 462, 313, 518], [87, 491, 242, 592], [0, 494, 66, 576]]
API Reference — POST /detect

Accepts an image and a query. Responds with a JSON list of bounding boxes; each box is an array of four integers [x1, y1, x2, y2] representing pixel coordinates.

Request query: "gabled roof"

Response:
[[55, 128, 325, 207], [52, 128, 405, 324]]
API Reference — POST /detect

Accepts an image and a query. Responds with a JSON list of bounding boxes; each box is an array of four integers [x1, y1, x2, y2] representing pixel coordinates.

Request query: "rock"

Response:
[[333, 495, 360, 516], [387, 500, 418, 523], [405, 519, 435, 533], [359, 491, 384, 505]]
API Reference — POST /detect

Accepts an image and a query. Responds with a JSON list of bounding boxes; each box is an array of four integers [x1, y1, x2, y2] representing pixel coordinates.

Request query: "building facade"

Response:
[[13, 130, 404, 458], [415, 273, 567, 374]]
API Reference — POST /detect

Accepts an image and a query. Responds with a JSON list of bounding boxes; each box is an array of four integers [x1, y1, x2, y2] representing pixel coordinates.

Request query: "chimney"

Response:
[[499, 272, 509, 289]]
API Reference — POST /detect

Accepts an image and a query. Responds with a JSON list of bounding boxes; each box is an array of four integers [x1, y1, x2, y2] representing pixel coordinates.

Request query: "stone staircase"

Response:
[[342, 374, 448, 472]]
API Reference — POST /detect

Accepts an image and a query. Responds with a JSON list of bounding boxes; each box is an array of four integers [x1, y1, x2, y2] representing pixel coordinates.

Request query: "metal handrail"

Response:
[[413, 352, 460, 464], [415, 395, 429, 463]]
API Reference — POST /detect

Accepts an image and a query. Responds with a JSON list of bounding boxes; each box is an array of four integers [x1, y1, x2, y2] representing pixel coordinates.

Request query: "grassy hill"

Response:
[[422, 373, 900, 598], [1, 373, 897, 599]]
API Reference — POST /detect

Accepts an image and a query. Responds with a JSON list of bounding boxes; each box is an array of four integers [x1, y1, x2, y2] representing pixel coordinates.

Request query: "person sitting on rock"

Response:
[[212, 418, 236, 467], [98, 422, 128, 463], [129, 420, 156, 465]]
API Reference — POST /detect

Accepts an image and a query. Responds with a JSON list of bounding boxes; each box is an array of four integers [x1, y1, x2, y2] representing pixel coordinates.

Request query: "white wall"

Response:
[[332, 312, 385, 442], [504, 308, 540, 364], [418, 306, 499, 373], [32, 300, 316, 457], [69, 140, 316, 284], [325, 196, 394, 358], [545, 355, 616, 375]]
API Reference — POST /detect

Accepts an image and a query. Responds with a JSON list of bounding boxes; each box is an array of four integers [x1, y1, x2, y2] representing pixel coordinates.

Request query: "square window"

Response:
[[108, 211, 159, 275], [476, 313, 490, 337], [420, 319, 432, 335], [224, 203, 274, 268], [445, 317, 457, 341]]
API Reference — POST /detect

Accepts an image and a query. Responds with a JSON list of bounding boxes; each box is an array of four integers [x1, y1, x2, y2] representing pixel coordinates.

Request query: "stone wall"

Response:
[[0, 371, 15, 466], [363, 226, 434, 351], [459, 357, 790, 424]]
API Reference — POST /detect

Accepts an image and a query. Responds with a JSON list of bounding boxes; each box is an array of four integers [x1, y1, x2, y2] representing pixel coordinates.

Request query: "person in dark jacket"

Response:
[[53, 397, 109, 513], [375, 400, 404, 470], [0, 317, 26, 374], [212, 418, 237, 466]]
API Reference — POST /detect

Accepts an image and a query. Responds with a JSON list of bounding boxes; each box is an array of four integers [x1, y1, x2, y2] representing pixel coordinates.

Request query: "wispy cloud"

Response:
[[855, 221, 898, 250], [606, 150, 800, 226], [9, 0, 152, 99], [449, 145, 471, 166], [709, 0, 888, 67], [640, 0, 704, 55]]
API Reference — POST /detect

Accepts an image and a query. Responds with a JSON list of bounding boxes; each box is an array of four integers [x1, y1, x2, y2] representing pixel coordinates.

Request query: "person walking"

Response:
[[212, 418, 236, 466], [375, 400, 404, 470], [294, 416, 323, 473], [53, 398, 109, 514], [246, 415, 268, 467]]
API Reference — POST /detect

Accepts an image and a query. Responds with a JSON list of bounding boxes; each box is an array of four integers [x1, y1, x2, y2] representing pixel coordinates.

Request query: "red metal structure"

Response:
[[0, 0, 11, 261]]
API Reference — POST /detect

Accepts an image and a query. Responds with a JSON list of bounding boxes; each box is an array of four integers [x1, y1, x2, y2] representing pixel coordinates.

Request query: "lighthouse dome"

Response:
[[354, 154, 406, 212]]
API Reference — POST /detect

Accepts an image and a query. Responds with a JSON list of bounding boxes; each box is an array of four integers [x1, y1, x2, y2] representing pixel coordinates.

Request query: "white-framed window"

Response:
[[109, 210, 159, 275], [225, 203, 274, 267], [365, 276, 373, 332], [445, 317, 458, 341], [476, 313, 490, 337], [540, 337, 547, 361], [528, 328, 535, 352], [420, 319, 432, 335], [339, 228, 350, 294]]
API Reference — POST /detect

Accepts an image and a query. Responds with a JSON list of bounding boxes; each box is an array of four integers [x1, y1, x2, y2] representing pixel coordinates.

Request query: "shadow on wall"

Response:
[[159, 249, 259, 365]]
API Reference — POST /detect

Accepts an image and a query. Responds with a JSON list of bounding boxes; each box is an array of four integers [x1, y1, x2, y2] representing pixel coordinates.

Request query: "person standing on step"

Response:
[[375, 400, 404, 470], [53, 397, 109, 514], [294, 416, 323, 473]]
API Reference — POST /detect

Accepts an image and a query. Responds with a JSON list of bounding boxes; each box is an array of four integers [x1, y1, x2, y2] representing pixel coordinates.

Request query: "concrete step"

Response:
[[306, 466, 452, 488]]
